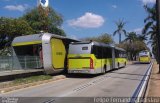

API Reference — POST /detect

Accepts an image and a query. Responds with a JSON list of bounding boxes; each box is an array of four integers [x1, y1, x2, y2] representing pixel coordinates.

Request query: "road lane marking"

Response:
[[59, 65, 148, 97]]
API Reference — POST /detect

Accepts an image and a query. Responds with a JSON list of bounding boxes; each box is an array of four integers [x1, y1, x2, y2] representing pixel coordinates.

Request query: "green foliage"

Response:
[[13, 75, 52, 84], [118, 41, 148, 60], [82, 33, 114, 44], [0, 6, 65, 55], [124, 32, 147, 43], [22, 6, 65, 36], [0, 47, 12, 56], [0, 17, 34, 50], [143, 5, 157, 62], [118, 31, 148, 60]]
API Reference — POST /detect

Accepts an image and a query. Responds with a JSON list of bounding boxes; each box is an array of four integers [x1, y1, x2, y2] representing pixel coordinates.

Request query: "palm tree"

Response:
[[124, 32, 147, 42], [123, 32, 148, 60], [143, 5, 158, 62], [143, 5, 156, 33], [137, 34, 148, 41], [124, 32, 137, 43], [113, 19, 127, 44]]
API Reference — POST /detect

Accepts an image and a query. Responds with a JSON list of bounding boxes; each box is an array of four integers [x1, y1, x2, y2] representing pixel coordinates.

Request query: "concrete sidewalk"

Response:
[[0, 69, 44, 81], [0, 69, 44, 76], [147, 63, 160, 97]]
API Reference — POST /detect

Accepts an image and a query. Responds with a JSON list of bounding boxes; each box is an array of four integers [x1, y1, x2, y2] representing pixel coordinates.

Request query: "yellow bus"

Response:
[[139, 50, 151, 63], [68, 41, 127, 74]]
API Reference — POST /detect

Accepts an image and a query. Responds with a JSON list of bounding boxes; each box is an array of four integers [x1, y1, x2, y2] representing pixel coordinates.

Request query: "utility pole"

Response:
[[156, 0, 160, 73]]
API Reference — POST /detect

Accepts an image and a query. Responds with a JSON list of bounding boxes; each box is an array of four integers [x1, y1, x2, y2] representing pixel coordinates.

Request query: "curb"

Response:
[[0, 75, 66, 93], [144, 62, 154, 98]]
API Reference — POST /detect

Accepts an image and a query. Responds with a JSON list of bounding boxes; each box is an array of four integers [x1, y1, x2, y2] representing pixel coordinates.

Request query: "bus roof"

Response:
[[139, 50, 150, 53], [71, 41, 112, 46], [70, 41, 126, 52]]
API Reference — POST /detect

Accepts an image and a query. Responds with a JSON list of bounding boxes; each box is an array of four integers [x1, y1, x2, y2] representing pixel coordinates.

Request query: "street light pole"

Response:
[[156, 0, 160, 73]]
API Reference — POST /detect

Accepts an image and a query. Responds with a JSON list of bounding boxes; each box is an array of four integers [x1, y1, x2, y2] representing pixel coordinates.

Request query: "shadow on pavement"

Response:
[[65, 73, 102, 79], [131, 61, 150, 65], [110, 71, 149, 77]]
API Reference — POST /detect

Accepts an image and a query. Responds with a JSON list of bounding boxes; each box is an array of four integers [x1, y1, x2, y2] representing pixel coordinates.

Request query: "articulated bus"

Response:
[[139, 50, 151, 63], [12, 33, 78, 74], [68, 41, 127, 74]]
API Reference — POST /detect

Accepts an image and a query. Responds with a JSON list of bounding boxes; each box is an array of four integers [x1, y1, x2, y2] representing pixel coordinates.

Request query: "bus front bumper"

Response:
[[68, 69, 98, 74]]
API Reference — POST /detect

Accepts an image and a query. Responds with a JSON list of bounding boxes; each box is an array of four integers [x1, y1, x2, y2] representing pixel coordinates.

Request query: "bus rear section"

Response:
[[139, 55, 150, 63], [68, 43, 97, 74], [139, 50, 151, 63]]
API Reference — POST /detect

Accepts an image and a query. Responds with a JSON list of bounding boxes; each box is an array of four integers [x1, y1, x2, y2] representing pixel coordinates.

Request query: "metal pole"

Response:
[[156, 0, 160, 73]]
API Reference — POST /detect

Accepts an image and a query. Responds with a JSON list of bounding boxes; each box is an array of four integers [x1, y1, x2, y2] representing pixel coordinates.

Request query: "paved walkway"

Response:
[[0, 69, 44, 81], [147, 62, 160, 97], [0, 69, 44, 77]]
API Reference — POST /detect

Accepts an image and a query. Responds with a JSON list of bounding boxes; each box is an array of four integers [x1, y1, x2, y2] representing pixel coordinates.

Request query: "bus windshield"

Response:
[[69, 44, 91, 54]]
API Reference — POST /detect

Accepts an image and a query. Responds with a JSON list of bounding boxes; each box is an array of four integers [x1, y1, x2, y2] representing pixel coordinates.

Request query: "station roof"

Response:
[[12, 33, 79, 46]]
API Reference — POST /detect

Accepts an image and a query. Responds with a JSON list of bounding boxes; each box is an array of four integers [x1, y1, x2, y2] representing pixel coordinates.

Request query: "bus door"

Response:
[[111, 48, 115, 69], [104, 47, 108, 70], [100, 46, 103, 72], [95, 46, 103, 72]]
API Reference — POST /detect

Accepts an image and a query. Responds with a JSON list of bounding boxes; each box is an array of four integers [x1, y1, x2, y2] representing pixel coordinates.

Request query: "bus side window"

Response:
[[92, 46, 98, 58], [103, 47, 106, 58], [105, 47, 112, 58], [97, 46, 103, 59], [91, 46, 103, 59], [119, 51, 123, 58], [123, 52, 127, 58], [115, 50, 119, 58]]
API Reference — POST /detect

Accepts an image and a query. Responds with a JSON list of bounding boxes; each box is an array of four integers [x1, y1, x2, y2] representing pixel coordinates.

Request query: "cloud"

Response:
[[67, 35, 78, 40], [133, 27, 143, 34], [68, 12, 105, 28], [112, 5, 117, 9], [4, 4, 29, 12], [141, 0, 156, 4]]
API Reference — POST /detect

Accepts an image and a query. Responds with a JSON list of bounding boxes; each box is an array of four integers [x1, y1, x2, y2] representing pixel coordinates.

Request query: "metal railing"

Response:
[[0, 56, 42, 71]]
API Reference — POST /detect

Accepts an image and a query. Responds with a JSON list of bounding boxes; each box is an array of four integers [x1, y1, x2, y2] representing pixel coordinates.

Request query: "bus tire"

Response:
[[103, 65, 107, 73], [124, 62, 126, 67], [118, 63, 120, 69]]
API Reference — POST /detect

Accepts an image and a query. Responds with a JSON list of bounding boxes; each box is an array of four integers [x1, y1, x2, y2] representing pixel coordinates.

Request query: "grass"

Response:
[[13, 75, 52, 85]]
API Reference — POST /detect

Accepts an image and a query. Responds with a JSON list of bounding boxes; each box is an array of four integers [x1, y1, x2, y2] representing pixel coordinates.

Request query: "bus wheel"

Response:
[[124, 62, 126, 67], [103, 65, 107, 73], [118, 63, 120, 69]]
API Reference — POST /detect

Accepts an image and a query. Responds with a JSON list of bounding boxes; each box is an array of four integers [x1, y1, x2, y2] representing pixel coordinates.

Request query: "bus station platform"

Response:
[[0, 69, 44, 81]]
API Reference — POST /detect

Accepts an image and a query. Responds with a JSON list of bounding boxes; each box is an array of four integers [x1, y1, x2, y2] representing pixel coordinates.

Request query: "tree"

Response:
[[113, 19, 127, 44], [0, 17, 34, 55], [0, 6, 66, 55], [143, 5, 158, 62], [22, 6, 65, 36], [124, 32, 147, 43], [119, 31, 148, 60], [124, 32, 137, 43], [118, 41, 148, 60], [82, 33, 114, 44]]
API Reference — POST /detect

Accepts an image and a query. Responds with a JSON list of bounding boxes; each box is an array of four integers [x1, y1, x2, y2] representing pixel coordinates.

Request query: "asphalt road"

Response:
[[0, 63, 150, 103]]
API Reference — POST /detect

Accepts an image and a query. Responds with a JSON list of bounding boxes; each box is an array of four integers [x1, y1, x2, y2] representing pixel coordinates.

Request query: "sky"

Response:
[[0, 0, 156, 43]]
